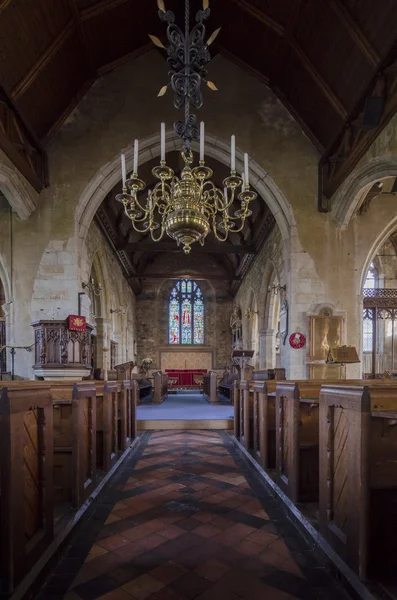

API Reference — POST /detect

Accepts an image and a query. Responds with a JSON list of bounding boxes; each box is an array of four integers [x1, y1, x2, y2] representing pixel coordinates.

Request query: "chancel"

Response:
[[1, 0, 397, 598]]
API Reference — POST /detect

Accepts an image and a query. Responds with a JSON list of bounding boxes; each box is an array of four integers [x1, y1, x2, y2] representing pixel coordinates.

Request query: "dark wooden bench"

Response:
[[319, 384, 397, 581], [51, 382, 97, 509], [0, 383, 54, 594], [219, 370, 238, 401]]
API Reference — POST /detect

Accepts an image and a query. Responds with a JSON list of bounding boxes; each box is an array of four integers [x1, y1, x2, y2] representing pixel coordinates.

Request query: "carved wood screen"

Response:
[[363, 289, 397, 378]]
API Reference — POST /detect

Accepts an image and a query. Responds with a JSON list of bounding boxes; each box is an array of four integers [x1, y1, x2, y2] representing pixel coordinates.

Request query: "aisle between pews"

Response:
[[38, 430, 351, 600]]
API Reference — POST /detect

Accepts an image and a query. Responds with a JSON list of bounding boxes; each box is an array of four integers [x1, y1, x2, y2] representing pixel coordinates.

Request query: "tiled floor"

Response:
[[39, 431, 351, 600]]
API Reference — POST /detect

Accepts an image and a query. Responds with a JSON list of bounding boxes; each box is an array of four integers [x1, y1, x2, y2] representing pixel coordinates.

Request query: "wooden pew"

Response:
[[153, 371, 168, 403], [119, 380, 138, 448], [276, 381, 321, 503], [95, 381, 118, 472], [252, 382, 277, 469], [203, 371, 218, 403], [0, 383, 54, 593], [319, 384, 397, 581], [234, 380, 249, 441], [52, 382, 97, 509], [219, 370, 239, 401], [121, 381, 139, 446], [274, 379, 397, 505]]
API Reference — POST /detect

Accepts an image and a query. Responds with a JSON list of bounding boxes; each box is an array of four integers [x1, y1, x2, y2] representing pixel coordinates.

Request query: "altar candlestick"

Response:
[[200, 121, 205, 162], [121, 153, 126, 187], [133, 139, 139, 174], [161, 123, 165, 162], [231, 135, 236, 172]]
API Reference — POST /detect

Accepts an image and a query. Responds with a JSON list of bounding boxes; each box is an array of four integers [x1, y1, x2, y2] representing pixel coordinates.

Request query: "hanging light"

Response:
[[115, 0, 257, 254]]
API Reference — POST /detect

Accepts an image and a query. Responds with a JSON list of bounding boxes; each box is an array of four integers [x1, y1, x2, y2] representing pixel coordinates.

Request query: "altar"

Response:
[[165, 368, 207, 387]]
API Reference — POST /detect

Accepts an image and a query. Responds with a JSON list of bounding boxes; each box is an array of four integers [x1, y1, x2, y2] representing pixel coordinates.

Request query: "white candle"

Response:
[[133, 139, 139, 174], [200, 121, 205, 162], [231, 135, 236, 172], [121, 153, 126, 187], [224, 186, 227, 199], [241, 173, 246, 193], [148, 190, 152, 210], [161, 123, 165, 162], [244, 153, 249, 187]]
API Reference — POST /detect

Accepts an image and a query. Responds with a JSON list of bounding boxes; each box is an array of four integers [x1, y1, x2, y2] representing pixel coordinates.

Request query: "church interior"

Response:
[[2, 0, 397, 599]]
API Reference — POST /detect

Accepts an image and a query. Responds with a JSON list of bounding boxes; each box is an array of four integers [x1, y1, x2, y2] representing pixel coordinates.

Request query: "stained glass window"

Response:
[[169, 279, 204, 344]]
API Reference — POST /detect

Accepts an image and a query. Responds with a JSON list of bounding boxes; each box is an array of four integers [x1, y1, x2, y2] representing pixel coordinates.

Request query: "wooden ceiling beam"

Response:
[[288, 40, 348, 120], [228, 1, 347, 121], [319, 43, 397, 206], [80, 0, 130, 22], [0, 86, 47, 191], [118, 241, 257, 254], [228, 0, 285, 36], [67, 0, 96, 75], [217, 47, 269, 85], [328, 0, 380, 68], [11, 19, 76, 101], [131, 273, 241, 281]]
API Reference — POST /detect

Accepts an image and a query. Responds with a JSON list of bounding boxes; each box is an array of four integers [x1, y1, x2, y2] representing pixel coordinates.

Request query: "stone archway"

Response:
[[331, 156, 397, 229], [0, 160, 38, 220]]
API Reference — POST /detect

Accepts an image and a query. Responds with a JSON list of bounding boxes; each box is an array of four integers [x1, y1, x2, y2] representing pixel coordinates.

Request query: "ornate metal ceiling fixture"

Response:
[[115, 0, 257, 255]]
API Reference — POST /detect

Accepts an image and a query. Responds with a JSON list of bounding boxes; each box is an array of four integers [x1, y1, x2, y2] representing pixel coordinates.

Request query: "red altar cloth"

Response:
[[165, 369, 207, 386]]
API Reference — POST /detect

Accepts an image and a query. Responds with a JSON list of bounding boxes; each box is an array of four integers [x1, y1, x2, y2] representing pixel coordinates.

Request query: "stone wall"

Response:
[[136, 278, 233, 370]]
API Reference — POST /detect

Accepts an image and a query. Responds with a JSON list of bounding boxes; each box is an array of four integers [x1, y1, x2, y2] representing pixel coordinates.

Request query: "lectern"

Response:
[[232, 349, 255, 380]]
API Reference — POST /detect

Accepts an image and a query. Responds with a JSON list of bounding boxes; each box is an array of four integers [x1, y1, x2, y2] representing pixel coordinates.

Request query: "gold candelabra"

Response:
[[116, 148, 256, 255]]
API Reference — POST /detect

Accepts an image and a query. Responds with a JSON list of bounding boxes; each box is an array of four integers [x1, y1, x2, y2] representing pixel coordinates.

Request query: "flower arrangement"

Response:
[[140, 358, 153, 368]]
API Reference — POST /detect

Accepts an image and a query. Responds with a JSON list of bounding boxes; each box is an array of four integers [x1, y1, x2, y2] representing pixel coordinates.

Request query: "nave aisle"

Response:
[[39, 431, 351, 600]]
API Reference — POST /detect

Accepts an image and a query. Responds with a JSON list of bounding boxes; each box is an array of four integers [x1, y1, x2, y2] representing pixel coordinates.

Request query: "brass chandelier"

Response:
[[115, 0, 257, 255]]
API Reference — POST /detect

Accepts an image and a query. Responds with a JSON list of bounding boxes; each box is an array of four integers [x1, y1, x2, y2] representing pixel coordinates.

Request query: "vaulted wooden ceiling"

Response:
[[1, 0, 397, 208]]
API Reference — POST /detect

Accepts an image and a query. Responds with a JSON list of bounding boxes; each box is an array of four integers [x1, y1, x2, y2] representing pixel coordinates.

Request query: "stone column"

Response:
[[259, 329, 275, 369], [95, 317, 111, 370]]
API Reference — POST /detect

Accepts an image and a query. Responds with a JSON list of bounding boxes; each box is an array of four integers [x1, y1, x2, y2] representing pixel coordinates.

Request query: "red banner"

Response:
[[68, 315, 86, 331]]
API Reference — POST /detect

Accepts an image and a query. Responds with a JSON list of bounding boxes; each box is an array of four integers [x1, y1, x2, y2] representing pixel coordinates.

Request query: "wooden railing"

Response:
[[233, 378, 397, 585], [0, 379, 139, 595]]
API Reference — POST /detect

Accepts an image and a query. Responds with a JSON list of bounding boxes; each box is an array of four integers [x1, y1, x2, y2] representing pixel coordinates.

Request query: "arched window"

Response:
[[169, 279, 204, 345]]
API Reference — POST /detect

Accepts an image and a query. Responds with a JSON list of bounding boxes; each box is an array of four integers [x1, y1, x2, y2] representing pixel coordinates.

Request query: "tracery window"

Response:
[[169, 279, 204, 345]]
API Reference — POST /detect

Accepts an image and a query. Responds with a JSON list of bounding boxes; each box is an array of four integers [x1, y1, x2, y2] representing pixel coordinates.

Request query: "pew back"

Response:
[[0, 384, 54, 593]]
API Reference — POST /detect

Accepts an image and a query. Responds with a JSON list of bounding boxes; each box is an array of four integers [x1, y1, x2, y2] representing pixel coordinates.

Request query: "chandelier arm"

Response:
[[133, 195, 150, 214], [131, 222, 151, 233], [212, 219, 229, 242], [124, 208, 150, 224], [150, 224, 166, 242]]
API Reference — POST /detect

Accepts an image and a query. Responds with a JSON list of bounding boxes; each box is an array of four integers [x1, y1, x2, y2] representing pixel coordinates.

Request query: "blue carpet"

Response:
[[136, 392, 234, 421]]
